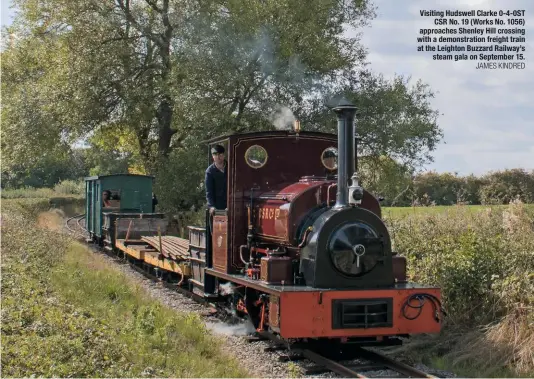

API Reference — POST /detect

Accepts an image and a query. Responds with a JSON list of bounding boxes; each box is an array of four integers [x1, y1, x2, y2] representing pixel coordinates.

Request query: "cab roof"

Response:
[[201, 130, 337, 144]]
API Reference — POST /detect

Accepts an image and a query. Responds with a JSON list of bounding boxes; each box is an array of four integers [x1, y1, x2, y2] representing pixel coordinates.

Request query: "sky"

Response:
[[1, 1, 14, 30], [2, 0, 533, 176], [357, 0, 534, 175]]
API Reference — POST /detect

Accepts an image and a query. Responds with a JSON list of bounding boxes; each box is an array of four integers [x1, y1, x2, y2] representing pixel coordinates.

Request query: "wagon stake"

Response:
[[158, 226, 164, 257], [125, 220, 133, 243]]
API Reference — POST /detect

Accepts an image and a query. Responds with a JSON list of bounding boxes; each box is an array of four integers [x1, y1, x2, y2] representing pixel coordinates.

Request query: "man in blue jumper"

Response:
[[205, 144, 227, 215]]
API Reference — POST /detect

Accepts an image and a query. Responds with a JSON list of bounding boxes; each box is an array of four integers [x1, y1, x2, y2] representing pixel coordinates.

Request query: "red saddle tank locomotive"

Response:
[[195, 98, 444, 345]]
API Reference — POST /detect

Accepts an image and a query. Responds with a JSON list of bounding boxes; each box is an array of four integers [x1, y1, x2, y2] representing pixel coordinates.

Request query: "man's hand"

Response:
[[209, 207, 216, 215]]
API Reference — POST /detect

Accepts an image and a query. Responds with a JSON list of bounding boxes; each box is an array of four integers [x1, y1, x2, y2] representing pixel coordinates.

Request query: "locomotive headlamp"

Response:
[[348, 173, 363, 205]]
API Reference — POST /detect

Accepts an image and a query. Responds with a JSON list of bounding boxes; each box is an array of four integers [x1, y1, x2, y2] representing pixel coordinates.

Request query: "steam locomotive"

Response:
[[85, 97, 444, 346]]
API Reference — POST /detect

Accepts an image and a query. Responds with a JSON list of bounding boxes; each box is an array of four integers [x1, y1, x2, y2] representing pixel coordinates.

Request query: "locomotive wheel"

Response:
[[213, 285, 246, 324], [244, 288, 262, 330]]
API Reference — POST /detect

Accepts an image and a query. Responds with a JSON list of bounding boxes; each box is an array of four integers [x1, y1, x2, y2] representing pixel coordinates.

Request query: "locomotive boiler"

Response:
[[244, 99, 395, 289]]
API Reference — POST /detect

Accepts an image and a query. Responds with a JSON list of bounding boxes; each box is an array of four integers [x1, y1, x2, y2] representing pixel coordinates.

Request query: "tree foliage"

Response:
[[412, 172, 464, 206], [2, 0, 456, 212], [2, 0, 375, 169], [478, 169, 534, 205], [385, 169, 534, 207], [358, 155, 413, 206], [0, 144, 132, 189], [175, 0, 372, 136], [153, 148, 207, 214], [1, 149, 86, 189], [305, 71, 443, 169]]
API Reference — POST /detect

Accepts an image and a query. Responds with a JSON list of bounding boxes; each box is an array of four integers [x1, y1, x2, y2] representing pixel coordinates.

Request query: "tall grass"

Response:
[[386, 200, 534, 377], [1, 180, 85, 199], [383, 203, 534, 218], [1, 199, 247, 378], [1, 187, 56, 199], [3, 194, 532, 377], [53, 179, 85, 195]]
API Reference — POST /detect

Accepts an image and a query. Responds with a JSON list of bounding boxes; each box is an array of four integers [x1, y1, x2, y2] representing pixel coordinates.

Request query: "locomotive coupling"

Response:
[[348, 173, 364, 205]]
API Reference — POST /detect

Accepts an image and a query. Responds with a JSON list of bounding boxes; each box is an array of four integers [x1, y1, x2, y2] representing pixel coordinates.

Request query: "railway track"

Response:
[[63, 215, 440, 378], [64, 213, 86, 238], [250, 331, 438, 378]]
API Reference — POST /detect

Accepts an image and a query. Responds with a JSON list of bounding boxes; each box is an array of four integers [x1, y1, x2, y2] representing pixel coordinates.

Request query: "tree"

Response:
[[479, 169, 534, 205], [358, 155, 413, 206], [2, 0, 375, 173], [3, 0, 449, 212], [2, 0, 194, 170], [175, 0, 373, 138], [412, 171, 464, 205], [82, 146, 134, 177], [458, 174, 485, 205], [304, 71, 443, 171], [1, 32, 73, 169], [1, 149, 87, 189]]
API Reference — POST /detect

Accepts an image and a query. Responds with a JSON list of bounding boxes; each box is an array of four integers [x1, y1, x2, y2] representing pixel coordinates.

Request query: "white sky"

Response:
[[358, 0, 534, 175]]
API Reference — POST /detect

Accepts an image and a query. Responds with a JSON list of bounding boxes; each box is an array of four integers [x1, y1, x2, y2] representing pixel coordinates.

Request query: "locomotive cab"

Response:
[[202, 129, 367, 279]]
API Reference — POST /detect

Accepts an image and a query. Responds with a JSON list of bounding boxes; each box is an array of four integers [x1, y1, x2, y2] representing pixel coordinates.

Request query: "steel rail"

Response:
[[354, 347, 438, 378], [255, 331, 438, 378], [65, 214, 85, 237], [64, 215, 79, 233], [257, 332, 369, 378], [299, 349, 369, 378], [76, 215, 87, 232]]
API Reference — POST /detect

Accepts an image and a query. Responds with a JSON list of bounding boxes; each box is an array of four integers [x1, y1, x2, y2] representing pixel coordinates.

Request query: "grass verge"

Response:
[[1, 200, 248, 378], [386, 200, 534, 377], [383, 203, 534, 218]]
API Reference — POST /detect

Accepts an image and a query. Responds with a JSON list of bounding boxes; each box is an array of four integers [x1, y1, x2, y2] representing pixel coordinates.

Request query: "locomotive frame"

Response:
[[84, 98, 445, 347]]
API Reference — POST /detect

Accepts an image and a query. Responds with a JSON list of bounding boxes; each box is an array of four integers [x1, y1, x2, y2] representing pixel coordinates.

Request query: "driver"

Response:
[[205, 144, 228, 215]]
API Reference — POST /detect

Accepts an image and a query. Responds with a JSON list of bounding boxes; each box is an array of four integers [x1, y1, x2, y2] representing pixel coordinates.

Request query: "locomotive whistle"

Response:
[[294, 120, 301, 133]]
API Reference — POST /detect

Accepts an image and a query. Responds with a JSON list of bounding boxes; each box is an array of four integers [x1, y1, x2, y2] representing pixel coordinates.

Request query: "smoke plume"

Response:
[[219, 282, 235, 296], [269, 105, 296, 130], [206, 319, 256, 336]]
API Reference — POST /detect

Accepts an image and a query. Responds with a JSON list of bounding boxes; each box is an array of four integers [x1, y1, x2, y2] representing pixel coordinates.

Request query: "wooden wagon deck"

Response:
[[113, 225, 206, 289], [115, 235, 191, 275]]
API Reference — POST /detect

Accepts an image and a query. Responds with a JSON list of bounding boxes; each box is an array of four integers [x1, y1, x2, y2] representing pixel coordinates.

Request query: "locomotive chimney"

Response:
[[332, 97, 357, 208]]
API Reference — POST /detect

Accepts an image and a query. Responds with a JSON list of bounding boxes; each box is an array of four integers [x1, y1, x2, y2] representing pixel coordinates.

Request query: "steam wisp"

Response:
[[270, 105, 296, 130], [219, 282, 235, 296], [206, 318, 256, 337]]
